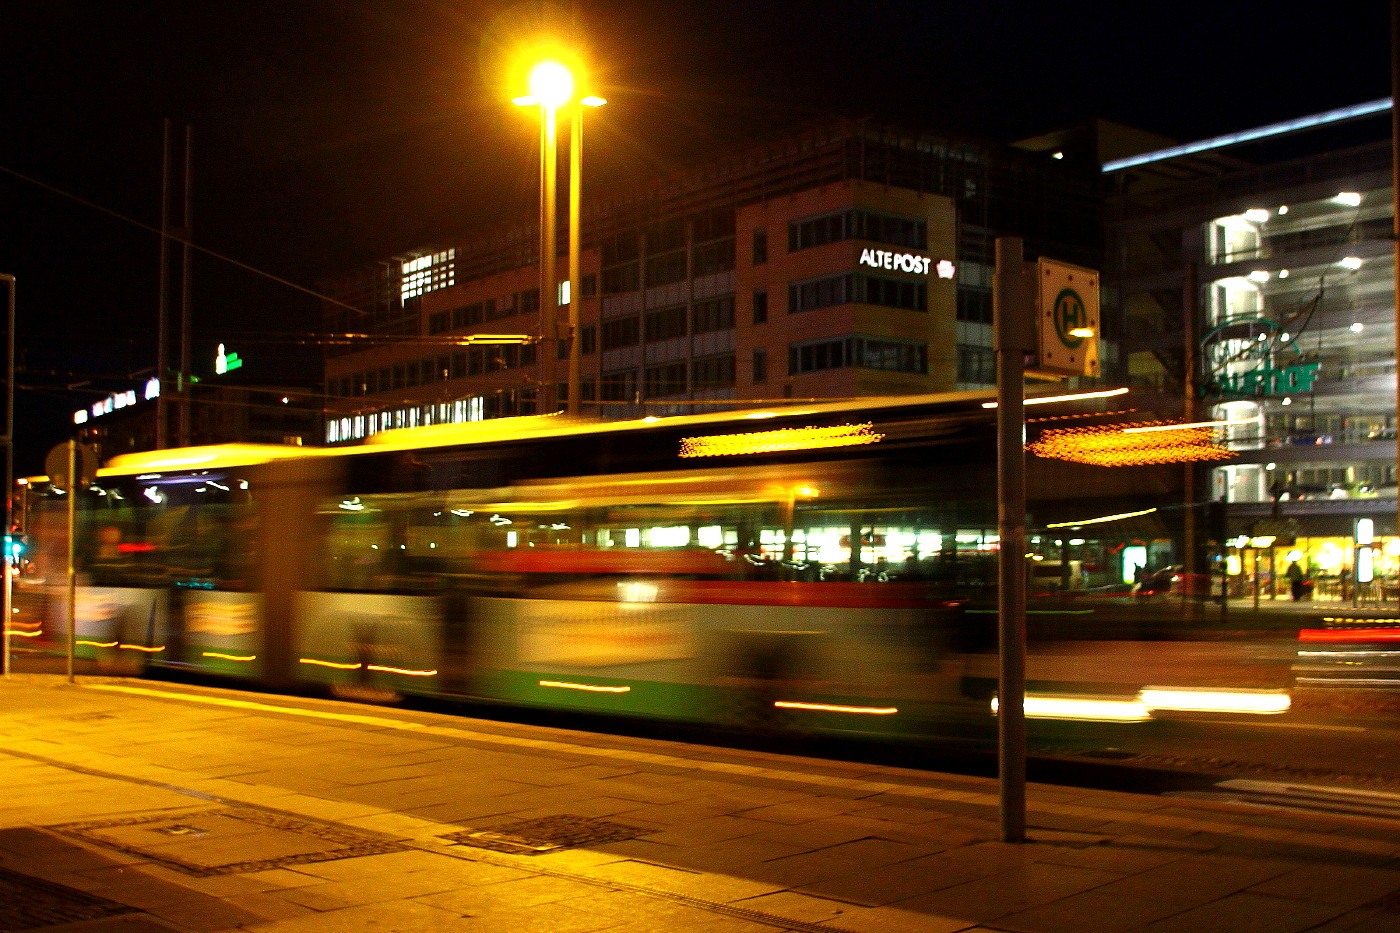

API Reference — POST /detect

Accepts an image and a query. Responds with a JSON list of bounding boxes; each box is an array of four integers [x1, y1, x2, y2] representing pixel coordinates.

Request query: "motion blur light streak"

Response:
[[981, 387, 1130, 408], [1139, 687, 1290, 714], [1046, 507, 1157, 529], [117, 644, 165, 653], [201, 651, 255, 662], [679, 424, 882, 458], [365, 665, 438, 677], [539, 680, 631, 693], [75, 640, 118, 648], [773, 701, 898, 715], [993, 694, 1152, 722], [1029, 422, 1234, 466], [1300, 628, 1400, 642], [298, 658, 361, 670]]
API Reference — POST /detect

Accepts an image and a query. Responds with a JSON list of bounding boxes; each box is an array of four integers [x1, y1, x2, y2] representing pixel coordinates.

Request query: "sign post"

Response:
[[994, 244, 1101, 844], [994, 238, 1034, 843]]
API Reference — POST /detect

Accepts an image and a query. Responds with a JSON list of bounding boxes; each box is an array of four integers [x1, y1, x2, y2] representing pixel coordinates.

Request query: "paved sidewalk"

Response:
[[0, 675, 1397, 933]]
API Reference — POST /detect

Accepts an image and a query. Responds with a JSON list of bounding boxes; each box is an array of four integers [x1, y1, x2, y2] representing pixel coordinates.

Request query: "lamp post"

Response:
[[1, 273, 12, 678], [515, 62, 604, 416]]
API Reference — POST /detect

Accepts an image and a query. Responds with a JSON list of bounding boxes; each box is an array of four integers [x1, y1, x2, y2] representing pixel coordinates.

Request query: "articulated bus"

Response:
[[20, 390, 1201, 736]]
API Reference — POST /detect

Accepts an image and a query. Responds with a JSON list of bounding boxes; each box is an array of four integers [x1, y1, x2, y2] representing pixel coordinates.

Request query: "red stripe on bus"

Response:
[[1298, 628, 1400, 642]]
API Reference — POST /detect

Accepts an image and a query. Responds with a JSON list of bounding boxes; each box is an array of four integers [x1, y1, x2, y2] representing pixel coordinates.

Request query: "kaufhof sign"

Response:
[[1215, 361, 1320, 396], [857, 248, 957, 279]]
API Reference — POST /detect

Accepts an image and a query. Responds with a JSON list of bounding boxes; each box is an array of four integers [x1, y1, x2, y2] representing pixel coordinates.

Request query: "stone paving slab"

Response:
[[0, 674, 1398, 933]]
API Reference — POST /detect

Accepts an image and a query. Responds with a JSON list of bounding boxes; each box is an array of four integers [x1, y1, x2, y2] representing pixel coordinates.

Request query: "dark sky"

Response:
[[0, 0, 1391, 471]]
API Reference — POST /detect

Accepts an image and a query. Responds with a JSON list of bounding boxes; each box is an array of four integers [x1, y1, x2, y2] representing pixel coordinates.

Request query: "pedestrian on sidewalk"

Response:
[[1286, 559, 1306, 601]]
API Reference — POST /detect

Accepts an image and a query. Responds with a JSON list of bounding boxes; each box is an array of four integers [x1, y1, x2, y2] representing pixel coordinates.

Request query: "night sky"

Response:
[[0, 0, 1391, 471]]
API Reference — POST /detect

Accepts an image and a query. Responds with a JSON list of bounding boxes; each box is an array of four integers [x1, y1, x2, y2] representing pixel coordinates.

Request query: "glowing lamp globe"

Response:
[[528, 62, 574, 108]]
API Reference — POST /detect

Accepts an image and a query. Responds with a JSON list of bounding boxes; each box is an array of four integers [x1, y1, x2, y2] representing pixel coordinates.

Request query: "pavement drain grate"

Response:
[[49, 807, 408, 876], [0, 864, 137, 930], [442, 814, 650, 855]]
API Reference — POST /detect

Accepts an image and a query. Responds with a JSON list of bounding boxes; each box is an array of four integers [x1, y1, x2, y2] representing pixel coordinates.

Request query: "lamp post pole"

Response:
[[541, 99, 560, 410], [1, 274, 12, 678], [567, 101, 582, 416]]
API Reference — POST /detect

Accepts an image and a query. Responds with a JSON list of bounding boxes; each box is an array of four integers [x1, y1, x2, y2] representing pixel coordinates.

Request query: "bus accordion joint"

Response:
[[679, 423, 883, 458], [774, 700, 898, 715], [538, 680, 631, 693]]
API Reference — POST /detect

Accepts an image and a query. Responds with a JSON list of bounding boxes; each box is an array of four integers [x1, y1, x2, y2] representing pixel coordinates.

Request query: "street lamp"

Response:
[[515, 62, 605, 416]]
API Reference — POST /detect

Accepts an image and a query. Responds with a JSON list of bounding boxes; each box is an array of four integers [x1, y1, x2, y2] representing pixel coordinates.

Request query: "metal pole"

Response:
[[1, 274, 13, 678], [541, 103, 559, 411], [178, 124, 193, 448], [65, 438, 76, 683], [567, 102, 583, 416], [1391, 0, 1399, 608], [994, 236, 1029, 843], [156, 119, 171, 449]]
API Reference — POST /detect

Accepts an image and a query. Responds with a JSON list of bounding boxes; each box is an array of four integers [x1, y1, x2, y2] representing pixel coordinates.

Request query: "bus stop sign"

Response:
[[45, 441, 98, 492], [1035, 259, 1100, 378]]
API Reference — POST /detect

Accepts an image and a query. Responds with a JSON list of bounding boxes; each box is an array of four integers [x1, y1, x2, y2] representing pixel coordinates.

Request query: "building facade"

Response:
[[1106, 105, 1397, 599], [322, 120, 1103, 444]]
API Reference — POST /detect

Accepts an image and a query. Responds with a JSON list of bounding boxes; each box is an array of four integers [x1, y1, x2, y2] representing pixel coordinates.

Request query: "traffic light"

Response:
[[4, 532, 28, 565]]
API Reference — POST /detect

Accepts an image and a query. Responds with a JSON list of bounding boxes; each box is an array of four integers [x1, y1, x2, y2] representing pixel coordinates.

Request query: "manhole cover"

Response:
[[442, 815, 649, 855], [0, 865, 135, 930], [50, 807, 407, 876]]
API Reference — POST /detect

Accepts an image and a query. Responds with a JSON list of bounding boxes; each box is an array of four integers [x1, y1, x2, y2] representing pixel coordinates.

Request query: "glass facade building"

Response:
[[1107, 113, 1396, 599]]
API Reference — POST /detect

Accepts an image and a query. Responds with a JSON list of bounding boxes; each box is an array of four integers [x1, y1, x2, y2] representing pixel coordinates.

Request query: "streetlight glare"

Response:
[[528, 61, 574, 108]]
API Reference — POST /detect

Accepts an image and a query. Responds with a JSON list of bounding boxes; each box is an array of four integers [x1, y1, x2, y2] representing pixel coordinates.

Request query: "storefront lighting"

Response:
[[1248, 270, 1270, 282], [1340, 257, 1363, 270], [1334, 192, 1362, 207], [1281, 397, 1292, 406], [1243, 209, 1270, 222], [1249, 535, 1276, 548]]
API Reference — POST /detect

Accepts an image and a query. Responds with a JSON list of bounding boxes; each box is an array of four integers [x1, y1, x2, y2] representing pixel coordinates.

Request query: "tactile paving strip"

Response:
[[49, 807, 408, 876], [442, 814, 650, 854], [0, 865, 136, 930]]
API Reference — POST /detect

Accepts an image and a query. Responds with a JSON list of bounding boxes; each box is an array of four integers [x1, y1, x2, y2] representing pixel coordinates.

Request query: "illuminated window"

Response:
[[400, 250, 455, 301]]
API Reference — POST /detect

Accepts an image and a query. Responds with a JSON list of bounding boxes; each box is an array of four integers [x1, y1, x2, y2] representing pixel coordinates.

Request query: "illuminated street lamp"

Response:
[[515, 61, 604, 416]]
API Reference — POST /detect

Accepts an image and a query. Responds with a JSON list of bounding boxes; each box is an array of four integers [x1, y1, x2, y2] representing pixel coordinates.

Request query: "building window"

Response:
[[691, 295, 735, 334], [752, 289, 768, 324], [601, 315, 641, 350], [400, 250, 455, 301], [600, 370, 638, 402], [452, 302, 486, 328], [644, 362, 687, 398], [601, 263, 640, 294], [692, 354, 736, 389], [956, 344, 995, 384], [581, 273, 598, 298], [788, 210, 926, 253], [752, 228, 768, 265], [645, 251, 688, 286], [517, 288, 541, 314], [428, 311, 450, 334], [789, 274, 851, 314], [581, 324, 597, 355], [753, 348, 768, 383], [645, 305, 688, 342], [857, 275, 926, 312], [692, 238, 735, 277], [789, 336, 927, 375], [957, 288, 992, 323]]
